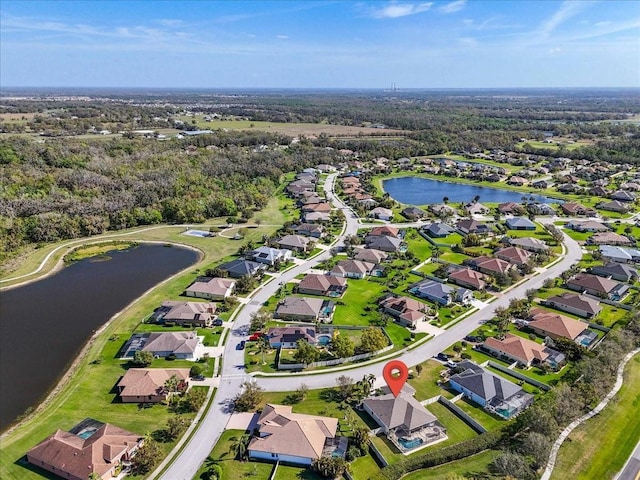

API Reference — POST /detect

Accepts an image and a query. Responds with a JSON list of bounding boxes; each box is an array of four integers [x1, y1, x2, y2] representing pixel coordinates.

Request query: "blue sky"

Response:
[[1, 0, 639, 88]]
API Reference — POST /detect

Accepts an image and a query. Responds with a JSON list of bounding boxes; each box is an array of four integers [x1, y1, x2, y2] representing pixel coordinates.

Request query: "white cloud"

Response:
[[538, 1, 588, 38], [549, 47, 561, 55], [439, 0, 466, 14], [277, 34, 289, 39], [370, 2, 433, 19], [458, 36, 478, 47], [595, 21, 612, 27]]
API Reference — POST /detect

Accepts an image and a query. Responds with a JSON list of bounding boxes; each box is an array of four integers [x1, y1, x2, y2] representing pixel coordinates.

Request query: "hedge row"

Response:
[[370, 430, 503, 480]]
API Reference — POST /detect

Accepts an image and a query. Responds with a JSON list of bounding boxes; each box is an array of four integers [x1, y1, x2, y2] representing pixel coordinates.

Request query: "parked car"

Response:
[[213, 319, 223, 327], [192, 374, 205, 381], [237, 340, 246, 350], [447, 360, 457, 368], [436, 352, 448, 361], [249, 333, 264, 341]]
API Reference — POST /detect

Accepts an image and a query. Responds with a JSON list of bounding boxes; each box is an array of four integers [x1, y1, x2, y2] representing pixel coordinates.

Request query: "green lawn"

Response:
[[449, 396, 506, 432], [403, 230, 433, 261], [350, 452, 382, 480], [401, 449, 499, 480], [439, 251, 470, 265], [407, 360, 450, 401], [551, 354, 640, 480]]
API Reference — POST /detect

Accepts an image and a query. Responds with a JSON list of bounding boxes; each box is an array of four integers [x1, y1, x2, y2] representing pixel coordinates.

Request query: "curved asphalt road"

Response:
[[157, 174, 583, 480]]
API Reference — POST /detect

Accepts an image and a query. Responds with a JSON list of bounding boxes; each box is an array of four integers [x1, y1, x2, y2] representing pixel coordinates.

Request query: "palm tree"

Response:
[[230, 434, 250, 461], [257, 336, 270, 365], [443, 196, 449, 204], [432, 246, 441, 260]]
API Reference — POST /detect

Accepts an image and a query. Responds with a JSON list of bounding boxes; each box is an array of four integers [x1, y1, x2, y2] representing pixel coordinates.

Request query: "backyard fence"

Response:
[[487, 361, 551, 391], [437, 396, 487, 434]]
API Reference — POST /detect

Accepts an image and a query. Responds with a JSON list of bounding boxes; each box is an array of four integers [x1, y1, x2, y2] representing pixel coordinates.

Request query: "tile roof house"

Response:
[[248, 404, 340, 466], [464, 202, 490, 215], [448, 268, 487, 290], [293, 223, 324, 238], [218, 259, 265, 278], [423, 222, 455, 238], [508, 236, 549, 253], [353, 246, 389, 264], [448, 361, 533, 419], [379, 295, 428, 327], [527, 308, 589, 341], [266, 327, 317, 348], [362, 385, 446, 452], [27, 419, 143, 480], [116, 368, 190, 403], [297, 274, 347, 297], [561, 202, 597, 216], [301, 202, 332, 213], [331, 259, 374, 279], [498, 202, 525, 215], [481, 334, 565, 369], [599, 245, 640, 263], [544, 292, 602, 319], [303, 211, 331, 223], [566, 220, 610, 232], [473, 257, 514, 276], [369, 207, 393, 221], [566, 273, 629, 300], [277, 235, 313, 252], [185, 277, 236, 300], [365, 235, 404, 252], [456, 219, 492, 235], [598, 200, 629, 213], [368, 226, 400, 238], [409, 280, 473, 306], [587, 232, 633, 246], [150, 301, 217, 327], [274, 296, 334, 322], [401, 206, 427, 220], [505, 217, 536, 230], [495, 246, 532, 266], [591, 262, 639, 283], [250, 246, 292, 266], [140, 331, 201, 359], [611, 190, 636, 202]]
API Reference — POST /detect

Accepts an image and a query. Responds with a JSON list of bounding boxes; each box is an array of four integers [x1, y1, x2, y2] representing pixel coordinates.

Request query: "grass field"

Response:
[[401, 449, 499, 480], [551, 354, 640, 480]]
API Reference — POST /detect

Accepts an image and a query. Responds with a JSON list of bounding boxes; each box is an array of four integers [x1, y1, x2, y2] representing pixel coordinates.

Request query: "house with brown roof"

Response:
[[498, 202, 524, 215], [266, 327, 317, 348], [330, 259, 374, 279], [121, 331, 201, 360], [587, 232, 633, 246], [495, 246, 532, 267], [481, 334, 565, 369], [567, 220, 610, 233], [353, 246, 388, 264], [277, 235, 313, 253], [27, 419, 143, 480], [297, 274, 347, 297], [507, 176, 528, 186], [566, 273, 629, 300], [150, 301, 217, 327], [448, 268, 487, 290], [456, 219, 492, 236], [598, 200, 629, 213], [474, 257, 514, 277], [368, 225, 400, 238], [293, 223, 325, 238], [116, 368, 190, 403], [561, 202, 597, 217], [185, 277, 236, 300], [379, 295, 428, 328], [544, 292, 602, 318], [527, 308, 589, 341], [508, 236, 549, 253], [274, 296, 334, 322], [301, 202, 332, 213], [248, 404, 341, 466]]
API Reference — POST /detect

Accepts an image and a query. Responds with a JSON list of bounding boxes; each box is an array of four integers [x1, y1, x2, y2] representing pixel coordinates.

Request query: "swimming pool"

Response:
[[398, 437, 423, 449]]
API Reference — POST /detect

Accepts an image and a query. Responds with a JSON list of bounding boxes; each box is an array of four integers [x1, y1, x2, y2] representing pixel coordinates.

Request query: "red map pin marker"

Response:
[[383, 360, 409, 397]]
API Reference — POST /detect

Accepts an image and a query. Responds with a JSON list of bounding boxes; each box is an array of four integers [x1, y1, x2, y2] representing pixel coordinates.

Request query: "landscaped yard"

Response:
[[407, 360, 450, 401], [400, 449, 499, 480], [551, 354, 640, 480]]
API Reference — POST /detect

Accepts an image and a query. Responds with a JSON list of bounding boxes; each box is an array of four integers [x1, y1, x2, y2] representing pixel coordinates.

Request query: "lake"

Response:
[[0, 244, 199, 431], [383, 176, 562, 205]]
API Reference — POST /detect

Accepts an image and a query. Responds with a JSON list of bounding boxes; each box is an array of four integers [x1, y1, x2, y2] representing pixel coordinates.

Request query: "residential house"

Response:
[[611, 190, 636, 202], [250, 246, 292, 266], [566, 273, 629, 300], [495, 246, 532, 267], [121, 331, 201, 360], [587, 232, 632, 246], [598, 200, 629, 213], [591, 262, 639, 283], [293, 223, 324, 238], [353, 246, 388, 264], [297, 274, 348, 297], [465, 202, 490, 215], [277, 235, 313, 253], [498, 202, 524, 215], [116, 368, 190, 403], [266, 327, 316, 348], [379, 295, 427, 327], [456, 219, 492, 236], [401, 206, 427, 220], [301, 202, 332, 214], [248, 404, 341, 466], [274, 296, 334, 322], [365, 235, 404, 252], [27, 419, 143, 480], [303, 211, 331, 223], [448, 361, 534, 419], [507, 176, 529, 186], [410, 280, 473, 306], [430, 203, 456, 217], [599, 245, 640, 263], [448, 268, 487, 290], [331, 259, 374, 279], [532, 180, 549, 189], [369, 207, 393, 221], [544, 292, 602, 319], [481, 334, 565, 370], [150, 301, 216, 327], [185, 277, 236, 300], [508, 237, 549, 253], [591, 186, 609, 197], [368, 226, 400, 238], [217, 259, 265, 278], [469, 257, 514, 277], [423, 222, 455, 238], [567, 220, 610, 233], [561, 202, 597, 216], [362, 385, 446, 452], [505, 217, 536, 230], [527, 308, 590, 341]]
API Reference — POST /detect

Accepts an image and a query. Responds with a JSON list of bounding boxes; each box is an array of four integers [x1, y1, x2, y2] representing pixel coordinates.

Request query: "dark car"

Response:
[[237, 340, 246, 350], [192, 374, 205, 381], [436, 352, 448, 361], [213, 319, 223, 327]]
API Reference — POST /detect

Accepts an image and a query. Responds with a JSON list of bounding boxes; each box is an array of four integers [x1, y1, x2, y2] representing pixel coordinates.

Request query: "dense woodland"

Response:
[[1, 90, 639, 267]]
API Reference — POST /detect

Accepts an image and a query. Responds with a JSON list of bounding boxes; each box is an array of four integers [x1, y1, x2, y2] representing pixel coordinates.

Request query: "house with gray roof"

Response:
[[150, 301, 216, 327], [274, 296, 334, 323], [507, 236, 549, 253], [544, 292, 602, 319], [567, 220, 610, 233], [598, 200, 629, 213], [365, 235, 404, 252], [409, 280, 473, 306], [611, 190, 636, 202], [218, 259, 265, 278], [362, 385, 446, 452], [591, 262, 639, 283], [599, 245, 640, 263], [353, 246, 388, 264], [402, 206, 427, 220], [448, 360, 533, 419], [121, 331, 201, 360], [250, 246, 292, 266], [277, 234, 313, 253], [566, 273, 629, 300], [423, 222, 455, 238], [293, 223, 324, 238], [456, 219, 492, 235], [185, 277, 236, 300], [505, 217, 536, 230]]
